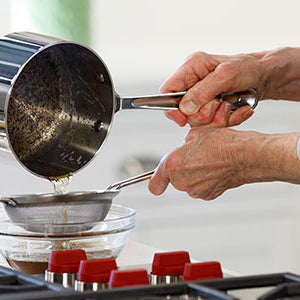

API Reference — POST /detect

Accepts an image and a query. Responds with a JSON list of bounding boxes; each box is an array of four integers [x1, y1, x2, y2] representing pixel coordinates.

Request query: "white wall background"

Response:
[[1, 0, 300, 275]]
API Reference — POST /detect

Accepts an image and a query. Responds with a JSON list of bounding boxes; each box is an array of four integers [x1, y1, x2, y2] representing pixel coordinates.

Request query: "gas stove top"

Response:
[[1, 265, 300, 299], [0, 241, 297, 299]]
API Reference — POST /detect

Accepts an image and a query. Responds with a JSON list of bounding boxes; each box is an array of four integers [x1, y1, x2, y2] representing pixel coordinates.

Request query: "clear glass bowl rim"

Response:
[[0, 204, 135, 239]]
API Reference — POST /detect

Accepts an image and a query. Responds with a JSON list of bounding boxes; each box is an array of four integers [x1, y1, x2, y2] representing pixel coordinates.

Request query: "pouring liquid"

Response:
[[49, 176, 73, 251], [50, 176, 72, 223], [51, 176, 71, 195]]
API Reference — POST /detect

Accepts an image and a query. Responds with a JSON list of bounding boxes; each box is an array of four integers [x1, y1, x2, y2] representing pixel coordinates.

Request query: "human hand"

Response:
[[148, 127, 300, 200], [162, 51, 263, 127], [163, 47, 300, 127], [148, 127, 250, 200]]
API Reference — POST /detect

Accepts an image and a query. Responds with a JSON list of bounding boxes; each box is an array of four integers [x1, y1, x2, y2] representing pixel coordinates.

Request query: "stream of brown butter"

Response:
[[49, 176, 73, 250], [50, 176, 72, 223]]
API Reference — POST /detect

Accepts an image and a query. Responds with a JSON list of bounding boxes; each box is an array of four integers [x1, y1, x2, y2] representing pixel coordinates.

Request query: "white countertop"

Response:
[[117, 240, 161, 267]]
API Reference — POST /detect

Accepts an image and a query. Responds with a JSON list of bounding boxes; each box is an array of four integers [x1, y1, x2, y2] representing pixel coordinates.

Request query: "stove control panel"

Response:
[[0, 250, 300, 299], [44, 249, 223, 292]]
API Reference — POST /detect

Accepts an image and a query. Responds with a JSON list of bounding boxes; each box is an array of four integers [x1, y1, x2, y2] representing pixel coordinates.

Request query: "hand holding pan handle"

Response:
[[117, 88, 258, 112]]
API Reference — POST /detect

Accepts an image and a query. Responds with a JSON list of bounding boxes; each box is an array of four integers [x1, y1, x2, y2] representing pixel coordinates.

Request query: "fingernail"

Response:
[[243, 108, 254, 119], [164, 111, 173, 120], [180, 101, 198, 115]]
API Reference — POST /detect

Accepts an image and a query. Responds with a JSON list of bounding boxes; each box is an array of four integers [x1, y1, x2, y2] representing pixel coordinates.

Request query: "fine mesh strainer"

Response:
[[0, 170, 154, 233]]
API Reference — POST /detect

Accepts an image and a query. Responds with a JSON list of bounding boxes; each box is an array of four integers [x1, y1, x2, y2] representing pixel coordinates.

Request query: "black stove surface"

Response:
[[2, 266, 300, 299]]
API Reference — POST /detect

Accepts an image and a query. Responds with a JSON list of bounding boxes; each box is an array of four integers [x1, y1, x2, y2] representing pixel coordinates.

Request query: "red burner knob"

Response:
[[109, 269, 150, 288], [48, 249, 87, 273], [183, 261, 223, 281], [78, 258, 118, 283], [151, 251, 191, 276]]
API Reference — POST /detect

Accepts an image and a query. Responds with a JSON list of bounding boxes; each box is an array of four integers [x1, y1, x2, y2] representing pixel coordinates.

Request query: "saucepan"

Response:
[[0, 170, 154, 233], [0, 32, 258, 179]]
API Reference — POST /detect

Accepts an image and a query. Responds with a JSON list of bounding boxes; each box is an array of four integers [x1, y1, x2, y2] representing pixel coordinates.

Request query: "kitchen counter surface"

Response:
[[117, 240, 161, 267]]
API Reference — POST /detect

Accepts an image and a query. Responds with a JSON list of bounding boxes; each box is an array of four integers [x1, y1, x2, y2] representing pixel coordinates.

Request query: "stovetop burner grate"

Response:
[[0, 266, 71, 300], [2, 265, 300, 299]]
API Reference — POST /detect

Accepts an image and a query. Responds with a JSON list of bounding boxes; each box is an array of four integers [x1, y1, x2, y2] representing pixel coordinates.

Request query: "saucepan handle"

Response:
[[107, 170, 155, 191], [116, 89, 258, 112]]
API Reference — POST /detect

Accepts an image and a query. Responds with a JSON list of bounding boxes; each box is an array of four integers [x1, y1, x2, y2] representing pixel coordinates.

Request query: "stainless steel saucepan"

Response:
[[0, 32, 258, 179], [0, 170, 154, 233]]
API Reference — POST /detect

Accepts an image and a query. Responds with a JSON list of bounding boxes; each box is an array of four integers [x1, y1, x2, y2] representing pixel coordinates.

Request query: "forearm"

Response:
[[238, 131, 300, 184], [258, 47, 300, 101]]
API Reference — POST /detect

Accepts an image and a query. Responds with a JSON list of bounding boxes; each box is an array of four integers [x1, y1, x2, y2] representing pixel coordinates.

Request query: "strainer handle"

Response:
[[107, 170, 155, 190]]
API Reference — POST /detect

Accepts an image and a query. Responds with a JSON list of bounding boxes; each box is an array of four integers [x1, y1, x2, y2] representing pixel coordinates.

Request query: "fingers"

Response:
[[148, 163, 170, 195], [165, 100, 254, 129], [200, 102, 254, 128], [179, 66, 233, 115], [228, 106, 254, 126], [160, 52, 218, 94], [160, 65, 194, 93], [161, 52, 221, 118], [200, 101, 231, 128], [187, 101, 231, 131], [164, 111, 187, 127], [187, 99, 220, 126], [161, 51, 258, 127]]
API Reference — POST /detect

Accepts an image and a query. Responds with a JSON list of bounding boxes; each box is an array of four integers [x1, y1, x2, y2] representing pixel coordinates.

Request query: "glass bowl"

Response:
[[0, 204, 135, 274]]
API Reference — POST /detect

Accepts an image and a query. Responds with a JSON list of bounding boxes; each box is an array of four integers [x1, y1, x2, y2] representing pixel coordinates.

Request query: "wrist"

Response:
[[259, 47, 300, 100], [237, 131, 300, 184]]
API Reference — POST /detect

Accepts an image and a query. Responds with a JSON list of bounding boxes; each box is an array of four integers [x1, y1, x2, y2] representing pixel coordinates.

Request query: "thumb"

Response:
[[148, 163, 170, 195], [179, 70, 231, 115]]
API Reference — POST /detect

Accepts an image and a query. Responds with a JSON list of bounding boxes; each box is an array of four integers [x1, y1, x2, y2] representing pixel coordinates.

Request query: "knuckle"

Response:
[[280, 47, 294, 57], [159, 82, 168, 93], [217, 62, 237, 79], [185, 51, 208, 62]]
